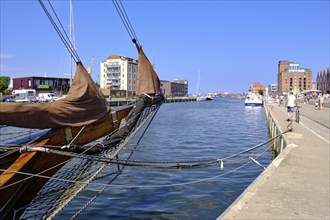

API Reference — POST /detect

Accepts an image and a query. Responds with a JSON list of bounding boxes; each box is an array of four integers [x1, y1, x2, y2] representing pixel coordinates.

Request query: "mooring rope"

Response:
[[0, 125, 289, 192], [0, 146, 268, 191], [13, 127, 288, 170]]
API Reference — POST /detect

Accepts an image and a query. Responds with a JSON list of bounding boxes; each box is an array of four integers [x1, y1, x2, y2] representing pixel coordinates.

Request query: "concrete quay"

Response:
[[218, 102, 329, 220]]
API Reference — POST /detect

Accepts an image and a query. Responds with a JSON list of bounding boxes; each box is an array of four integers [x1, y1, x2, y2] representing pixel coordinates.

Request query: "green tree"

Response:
[[0, 76, 10, 93], [258, 89, 263, 96]]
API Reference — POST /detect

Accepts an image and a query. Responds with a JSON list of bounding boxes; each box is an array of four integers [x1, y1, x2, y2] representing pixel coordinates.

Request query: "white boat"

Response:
[[195, 71, 212, 101], [196, 94, 213, 101], [206, 95, 213, 100], [196, 96, 206, 101], [245, 92, 263, 106]]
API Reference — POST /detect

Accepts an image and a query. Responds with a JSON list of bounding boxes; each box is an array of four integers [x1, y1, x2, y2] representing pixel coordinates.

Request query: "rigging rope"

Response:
[[10, 99, 163, 219], [38, 0, 81, 63], [68, 103, 164, 219], [112, 0, 140, 45]]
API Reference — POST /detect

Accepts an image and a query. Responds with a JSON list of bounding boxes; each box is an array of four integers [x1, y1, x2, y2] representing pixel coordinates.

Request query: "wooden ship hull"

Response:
[[0, 105, 133, 219]]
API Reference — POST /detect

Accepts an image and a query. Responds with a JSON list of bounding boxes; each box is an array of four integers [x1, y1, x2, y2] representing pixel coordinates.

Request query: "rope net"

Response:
[[19, 97, 163, 219]]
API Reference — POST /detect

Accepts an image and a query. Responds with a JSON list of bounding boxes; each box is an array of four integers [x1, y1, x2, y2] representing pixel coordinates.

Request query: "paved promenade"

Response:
[[218, 102, 329, 219]]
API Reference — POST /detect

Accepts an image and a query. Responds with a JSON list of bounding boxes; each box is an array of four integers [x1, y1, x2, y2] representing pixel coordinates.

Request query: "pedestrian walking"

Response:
[[315, 96, 319, 110], [285, 92, 297, 121]]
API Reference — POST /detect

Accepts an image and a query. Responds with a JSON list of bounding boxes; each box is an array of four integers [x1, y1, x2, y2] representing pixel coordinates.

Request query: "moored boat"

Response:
[[245, 92, 263, 106]]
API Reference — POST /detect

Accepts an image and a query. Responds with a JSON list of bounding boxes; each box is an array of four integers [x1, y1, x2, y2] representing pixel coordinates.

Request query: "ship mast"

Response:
[[196, 70, 201, 95], [69, 0, 75, 85]]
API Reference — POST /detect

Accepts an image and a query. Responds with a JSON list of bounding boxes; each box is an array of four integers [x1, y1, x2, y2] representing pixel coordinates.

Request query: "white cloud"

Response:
[[0, 53, 15, 60]]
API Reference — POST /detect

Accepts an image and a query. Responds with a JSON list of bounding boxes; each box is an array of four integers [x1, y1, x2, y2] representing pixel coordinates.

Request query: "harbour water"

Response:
[[56, 97, 273, 219]]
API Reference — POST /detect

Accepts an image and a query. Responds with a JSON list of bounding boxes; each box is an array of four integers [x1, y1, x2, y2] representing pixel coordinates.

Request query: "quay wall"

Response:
[[109, 97, 197, 107], [264, 104, 289, 155], [165, 97, 197, 103], [218, 103, 297, 219], [219, 102, 329, 219]]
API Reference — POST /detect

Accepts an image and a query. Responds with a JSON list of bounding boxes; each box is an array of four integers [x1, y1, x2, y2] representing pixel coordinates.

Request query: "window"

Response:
[[35, 79, 40, 88]]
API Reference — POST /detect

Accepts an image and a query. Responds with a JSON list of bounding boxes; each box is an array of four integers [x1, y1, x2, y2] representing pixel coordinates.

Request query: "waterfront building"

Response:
[[100, 55, 138, 97], [249, 82, 266, 95], [278, 60, 312, 94], [316, 67, 330, 94], [12, 76, 70, 96], [173, 79, 188, 96], [268, 84, 278, 95], [160, 80, 188, 97]]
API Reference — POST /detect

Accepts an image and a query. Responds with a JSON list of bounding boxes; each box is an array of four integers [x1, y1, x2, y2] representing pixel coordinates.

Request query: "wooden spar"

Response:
[[0, 105, 133, 219], [0, 140, 48, 187]]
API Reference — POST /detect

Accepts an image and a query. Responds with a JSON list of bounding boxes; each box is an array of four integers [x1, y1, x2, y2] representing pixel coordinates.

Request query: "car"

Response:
[[2, 96, 13, 102], [37, 93, 58, 102]]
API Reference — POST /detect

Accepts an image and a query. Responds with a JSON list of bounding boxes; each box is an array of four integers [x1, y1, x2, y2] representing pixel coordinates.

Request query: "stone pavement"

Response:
[[296, 100, 330, 128], [280, 101, 330, 143], [218, 103, 329, 220]]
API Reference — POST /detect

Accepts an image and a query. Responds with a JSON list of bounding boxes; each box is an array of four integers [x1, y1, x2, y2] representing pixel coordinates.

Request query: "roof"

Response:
[[250, 82, 266, 90], [106, 54, 121, 60]]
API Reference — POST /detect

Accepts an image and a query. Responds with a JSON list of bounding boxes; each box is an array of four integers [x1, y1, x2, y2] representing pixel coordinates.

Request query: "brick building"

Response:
[[278, 60, 312, 94], [316, 67, 330, 94], [160, 80, 188, 97]]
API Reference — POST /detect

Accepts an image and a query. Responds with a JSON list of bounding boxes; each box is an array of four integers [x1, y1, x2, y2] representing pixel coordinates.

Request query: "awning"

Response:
[[301, 89, 321, 94]]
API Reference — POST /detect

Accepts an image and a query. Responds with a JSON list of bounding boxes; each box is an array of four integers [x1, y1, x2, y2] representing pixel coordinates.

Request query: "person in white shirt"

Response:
[[319, 94, 324, 110], [285, 92, 298, 122]]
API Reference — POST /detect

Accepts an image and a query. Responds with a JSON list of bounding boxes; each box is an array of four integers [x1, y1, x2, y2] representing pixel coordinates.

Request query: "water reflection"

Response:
[[56, 98, 271, 220]]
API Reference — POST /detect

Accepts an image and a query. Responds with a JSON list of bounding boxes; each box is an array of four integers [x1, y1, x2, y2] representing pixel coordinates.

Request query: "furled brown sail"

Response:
[[0, 63, 109, 129], [135, 45, 161, 96]]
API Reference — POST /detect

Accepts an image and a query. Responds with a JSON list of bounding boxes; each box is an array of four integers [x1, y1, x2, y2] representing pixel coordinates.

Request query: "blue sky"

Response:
[[1, 0, 329, 94]]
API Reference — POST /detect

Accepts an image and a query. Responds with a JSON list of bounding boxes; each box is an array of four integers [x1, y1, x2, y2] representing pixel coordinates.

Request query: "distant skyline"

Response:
[[1, 0, 329, 94]]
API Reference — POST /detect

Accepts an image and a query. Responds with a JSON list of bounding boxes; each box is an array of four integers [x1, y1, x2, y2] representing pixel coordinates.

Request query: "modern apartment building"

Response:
[[316, 67, 330, 94], [278, 60, 312, 94], [100, 55, 138, 96]]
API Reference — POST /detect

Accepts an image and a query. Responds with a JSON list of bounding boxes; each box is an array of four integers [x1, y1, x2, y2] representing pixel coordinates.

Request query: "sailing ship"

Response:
[[0, 1, 164, 219]]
